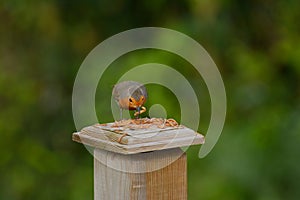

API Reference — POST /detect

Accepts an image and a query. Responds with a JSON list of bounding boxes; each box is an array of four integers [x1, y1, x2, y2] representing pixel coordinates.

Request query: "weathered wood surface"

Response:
[[94, 148, 187, 200], [73, 121, 205, 154]]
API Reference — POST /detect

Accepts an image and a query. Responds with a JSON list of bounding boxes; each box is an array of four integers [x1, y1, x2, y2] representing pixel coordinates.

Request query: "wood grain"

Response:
[[94, 148, 187, 200], [73, 124, 204, 154]]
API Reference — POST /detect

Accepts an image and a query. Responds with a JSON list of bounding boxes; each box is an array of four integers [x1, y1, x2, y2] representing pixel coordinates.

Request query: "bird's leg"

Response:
[[134, 108, 139, 119], [135, 106, 141, 119], [134, 106, 146, 117]]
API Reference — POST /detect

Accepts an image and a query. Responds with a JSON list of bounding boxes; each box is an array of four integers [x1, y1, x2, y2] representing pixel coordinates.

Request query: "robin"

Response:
[[112, 81, 148, 119]]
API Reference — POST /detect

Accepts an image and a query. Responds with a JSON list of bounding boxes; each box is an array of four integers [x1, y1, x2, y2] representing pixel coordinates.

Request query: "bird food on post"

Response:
[[98, 118, 182, 143], [73, 117, 205, 154], [109, 118, 180, 129]]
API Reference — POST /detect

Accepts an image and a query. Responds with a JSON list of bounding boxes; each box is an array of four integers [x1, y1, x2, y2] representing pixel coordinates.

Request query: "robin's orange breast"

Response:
[[112, 81, 148, 119], [112, 81, 148, 110], [118, 95, 147, 110]]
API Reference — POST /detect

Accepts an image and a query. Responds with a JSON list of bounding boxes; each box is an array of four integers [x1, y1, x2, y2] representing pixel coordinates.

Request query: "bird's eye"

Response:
[[129, 98, 133, 103]]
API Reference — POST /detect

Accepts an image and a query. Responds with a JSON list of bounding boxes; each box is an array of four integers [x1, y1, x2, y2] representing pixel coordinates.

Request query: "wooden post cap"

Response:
[[72, 118, 205, 154]]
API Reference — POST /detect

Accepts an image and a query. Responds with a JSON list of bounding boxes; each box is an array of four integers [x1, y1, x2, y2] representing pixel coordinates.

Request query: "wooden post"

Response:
[[94, 148, 186, 200], [72, 120, 204, 200]]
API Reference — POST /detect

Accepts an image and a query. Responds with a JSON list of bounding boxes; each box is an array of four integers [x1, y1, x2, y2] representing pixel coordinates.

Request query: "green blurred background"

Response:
[[1, 0, 300, 199]]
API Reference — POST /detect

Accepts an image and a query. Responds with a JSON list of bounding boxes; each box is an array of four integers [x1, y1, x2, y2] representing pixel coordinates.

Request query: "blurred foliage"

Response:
[[1, 0, 300, 199]]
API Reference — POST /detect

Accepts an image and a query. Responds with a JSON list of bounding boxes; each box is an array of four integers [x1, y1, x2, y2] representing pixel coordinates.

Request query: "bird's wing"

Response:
[[112, 85, 121, 101]]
